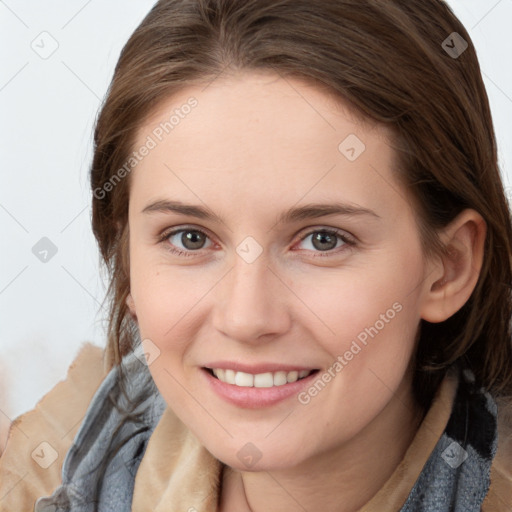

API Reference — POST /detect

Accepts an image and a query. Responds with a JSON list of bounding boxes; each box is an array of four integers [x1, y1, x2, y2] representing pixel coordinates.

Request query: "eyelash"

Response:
[[157, 225, 356, 258]]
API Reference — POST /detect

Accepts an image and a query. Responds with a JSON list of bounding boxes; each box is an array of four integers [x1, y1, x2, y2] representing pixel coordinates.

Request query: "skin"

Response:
[[125, 70, 486, 511]]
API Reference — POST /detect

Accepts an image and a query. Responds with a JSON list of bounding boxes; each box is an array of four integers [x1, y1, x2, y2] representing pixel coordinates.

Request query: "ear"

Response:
[[126, 292, 138, 322], [420, 209, 487, 323]]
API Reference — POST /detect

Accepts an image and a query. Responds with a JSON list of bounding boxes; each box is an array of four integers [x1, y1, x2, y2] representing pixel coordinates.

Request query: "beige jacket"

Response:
[[0, 342, 511, 511]]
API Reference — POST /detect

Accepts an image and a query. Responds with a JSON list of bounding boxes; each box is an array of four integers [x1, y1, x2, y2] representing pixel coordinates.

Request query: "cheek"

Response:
[[292, 252, 423, 354], [128, 245, 209, 340], [307, 283, 419, 403], [293, 250, 423, 412]]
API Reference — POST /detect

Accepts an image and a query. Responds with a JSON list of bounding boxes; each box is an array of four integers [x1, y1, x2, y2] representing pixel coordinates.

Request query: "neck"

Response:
[[220, 371, 424, 512]]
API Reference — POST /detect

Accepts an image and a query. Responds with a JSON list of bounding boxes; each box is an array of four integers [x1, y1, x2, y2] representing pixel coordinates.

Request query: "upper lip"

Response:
[[203, 362, 318, 374]]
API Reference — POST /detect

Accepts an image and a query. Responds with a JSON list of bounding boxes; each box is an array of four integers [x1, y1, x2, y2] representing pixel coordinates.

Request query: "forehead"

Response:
[[136, 69, 388, 147], [129, 70, 406, 218]]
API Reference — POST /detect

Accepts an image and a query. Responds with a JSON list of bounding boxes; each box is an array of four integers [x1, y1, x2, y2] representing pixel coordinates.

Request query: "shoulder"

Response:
[[0, 342, 107, 511], [33, 341, 168, 511], [483, 396, 512, 511]]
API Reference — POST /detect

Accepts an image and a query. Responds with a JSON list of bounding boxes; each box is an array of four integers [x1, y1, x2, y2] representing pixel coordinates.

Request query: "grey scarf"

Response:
[[34, 346, 498, 512]]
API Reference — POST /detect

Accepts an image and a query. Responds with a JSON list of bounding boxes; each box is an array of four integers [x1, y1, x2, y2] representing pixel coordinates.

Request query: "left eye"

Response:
[[162, 229, 212, 253], [296, 229, 350, 252]]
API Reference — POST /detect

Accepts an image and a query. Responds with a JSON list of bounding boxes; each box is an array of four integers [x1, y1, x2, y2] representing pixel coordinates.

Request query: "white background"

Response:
[[1, 0, 511, 422]]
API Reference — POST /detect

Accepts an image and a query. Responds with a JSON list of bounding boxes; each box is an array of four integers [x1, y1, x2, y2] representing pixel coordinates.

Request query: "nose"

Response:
[[212, 254, 292, 345]]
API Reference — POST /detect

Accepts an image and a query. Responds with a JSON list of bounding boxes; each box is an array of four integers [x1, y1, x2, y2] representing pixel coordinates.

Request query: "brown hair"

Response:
[[91, 0, 512, 409]]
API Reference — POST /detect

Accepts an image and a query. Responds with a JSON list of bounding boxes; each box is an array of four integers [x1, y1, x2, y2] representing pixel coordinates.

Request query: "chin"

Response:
[[203, 435, 313, 473]]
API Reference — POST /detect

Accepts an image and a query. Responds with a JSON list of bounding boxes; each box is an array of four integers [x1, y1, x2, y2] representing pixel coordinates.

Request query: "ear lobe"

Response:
[[126, 292, 137, 321], [420, 209, 486, 323]]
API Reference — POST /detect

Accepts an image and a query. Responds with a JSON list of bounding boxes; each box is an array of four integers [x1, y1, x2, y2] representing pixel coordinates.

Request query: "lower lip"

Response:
[[201, 368, 319, 409]]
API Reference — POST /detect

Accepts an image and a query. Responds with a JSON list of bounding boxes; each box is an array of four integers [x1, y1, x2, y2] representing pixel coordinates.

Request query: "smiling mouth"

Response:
[[204, 368, 319, 388]]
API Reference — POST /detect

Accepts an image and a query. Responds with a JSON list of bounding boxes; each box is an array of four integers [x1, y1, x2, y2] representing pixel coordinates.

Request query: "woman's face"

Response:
[[126, 70, 434, 470]]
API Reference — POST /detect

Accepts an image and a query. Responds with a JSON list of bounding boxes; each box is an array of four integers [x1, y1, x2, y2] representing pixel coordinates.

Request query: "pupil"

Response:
[[183, 231, 205, 250], [313, 232, 336, 251]]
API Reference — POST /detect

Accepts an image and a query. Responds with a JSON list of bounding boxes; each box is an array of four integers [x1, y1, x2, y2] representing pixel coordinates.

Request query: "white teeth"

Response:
[[273, 371, 287, 386], [254, 372, 274, 388], [211, 368, 313, 387], [235, 371, 253, 387], [224, 369, 236, 385], [287, 371, 298, 383]]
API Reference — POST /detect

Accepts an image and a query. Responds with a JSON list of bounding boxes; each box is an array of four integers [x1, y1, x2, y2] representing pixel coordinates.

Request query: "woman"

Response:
[[1, 0, 511, 510]]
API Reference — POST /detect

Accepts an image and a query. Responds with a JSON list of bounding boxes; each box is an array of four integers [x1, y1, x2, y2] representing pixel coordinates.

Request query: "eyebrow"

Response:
[[141, 199, 380, 224]]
